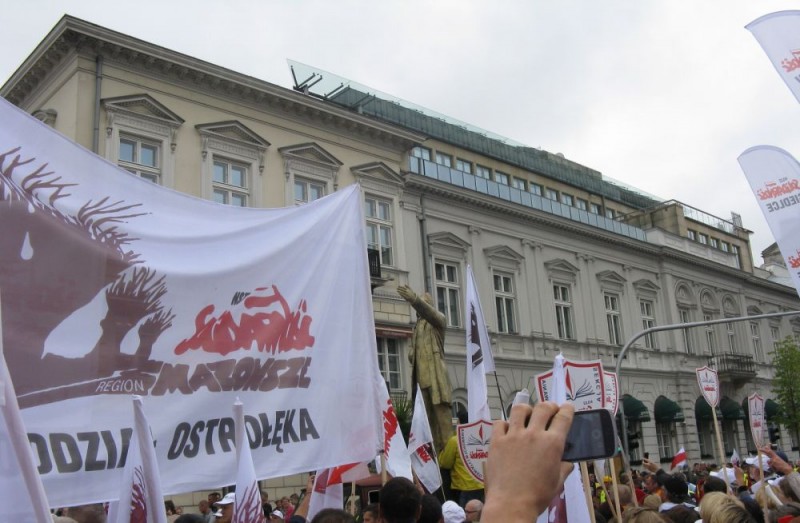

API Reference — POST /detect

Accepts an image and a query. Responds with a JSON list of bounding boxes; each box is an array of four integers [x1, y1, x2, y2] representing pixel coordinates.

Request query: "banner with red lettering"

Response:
[[746, 11, 800, 104], [0, 98, 384, 506], [738, 146, 800, 298]]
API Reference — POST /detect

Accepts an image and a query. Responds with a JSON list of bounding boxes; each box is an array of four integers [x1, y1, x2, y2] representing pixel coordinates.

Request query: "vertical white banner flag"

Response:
[[738, 146, 800, 297], [748, 393, 766, 449], [408, 384, 442, 493], [109, 396, 167, 523], [374, 373, 413, 480], [0, 352, 52, 523], [234, 399, 266, 523], [746, 11, 800, 104], [465, 265, 493, 422], [536, 354, 591, 523]]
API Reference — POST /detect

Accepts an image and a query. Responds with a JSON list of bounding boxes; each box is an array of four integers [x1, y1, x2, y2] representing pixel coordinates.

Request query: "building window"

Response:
[[476, 165, 491, 179], [687, 230, 696, 241], [751, 321, 764, 361], [731, 245, 741, 269], [605, 208, 616, 219], [640, 300, 656, 349], [704, 313, 716, 354], [722, 419, 740, 457], [494, 171, 509, 185], [554, 284, 575, 340], [545, 188, 559, 201], [710, 237, 719, 249], [605, 293, 622, 345], [494, 273, 516, 333], [679, 308, 694, 354], [530, 183, 543, 196], [119, 134, 160, 183], [771, 325, 782, 350], [576, 198, 588, 211], [435, 152, 452, 167], [412, 146, 431, 161], [365, 196, 393, 266], [376, 337, 401, 390], [727, 321, 737, 353], [698, 233, 708, 245], [590, 203, 601, 215], [698, 418, 714, 458], [721, 242, 730, 253], [435, 261, 461, 327], [512, 177, 527, 191], [456, 158, 472, 174], [213, 158, 248, 206], [656, 422, 675, 459], [561, 193, 574, 206], [294, 177, 325, 204]]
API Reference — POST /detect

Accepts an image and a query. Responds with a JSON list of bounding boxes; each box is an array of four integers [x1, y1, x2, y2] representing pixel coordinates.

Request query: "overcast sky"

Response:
[[2, 1, 799, 266]]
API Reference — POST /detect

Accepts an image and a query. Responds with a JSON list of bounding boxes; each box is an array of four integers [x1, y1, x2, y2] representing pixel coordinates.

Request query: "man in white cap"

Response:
[[442, 501, 465, 523], [269, 509, 284, 522], [214, 493, 236, 523]]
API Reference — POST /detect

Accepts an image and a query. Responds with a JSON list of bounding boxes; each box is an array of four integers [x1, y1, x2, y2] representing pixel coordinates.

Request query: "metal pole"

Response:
[[615, 310, 800, 461]]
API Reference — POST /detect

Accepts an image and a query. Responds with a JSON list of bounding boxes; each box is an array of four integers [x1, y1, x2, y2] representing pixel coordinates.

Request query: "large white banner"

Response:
[[738, 145, 800, 297], [746, 11, 800, 104], [0, 98, 384, 506], [464, 265, 492, 422]]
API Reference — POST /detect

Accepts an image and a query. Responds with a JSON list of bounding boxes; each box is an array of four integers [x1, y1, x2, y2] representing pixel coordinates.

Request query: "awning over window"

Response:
[[621, 394, 651, 422], [720, 396, 745, 420], [654, 396, 685, 423], [765, 399, 781, 421], [695, 396, 721, 420]]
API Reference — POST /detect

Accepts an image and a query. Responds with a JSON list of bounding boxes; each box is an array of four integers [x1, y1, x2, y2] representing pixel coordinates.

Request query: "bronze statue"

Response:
[[398, 284, 454, 453]]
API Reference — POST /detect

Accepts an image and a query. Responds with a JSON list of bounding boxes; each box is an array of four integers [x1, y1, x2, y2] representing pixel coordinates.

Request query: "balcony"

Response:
[[708, 353, 756, 384]]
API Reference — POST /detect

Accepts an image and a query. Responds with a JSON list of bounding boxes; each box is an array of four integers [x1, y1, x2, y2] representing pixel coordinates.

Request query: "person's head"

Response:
[[611, 485, 633, 507], [699, 492, 743, 522], [643, 494, 662, 510], [621, 506, 668, 523], [361, 503, 379, 523], [215, 493, 236, 523], [63, 505, 106, 523], [175, 515, 205, 523], [644, 473, 660, 494], [290, 494, 299, 506], [208, 492, 221, 505], [261, 490, 270, 503], [309, 508, 355, 523], [165, 500, 177, 515], [269, 509, 285, 523], [660, 505, 697, 523], [663, 474, 689, 503], [464, 499, 483, 522], [441, 501, 466, 523], [198, 500, 210, 514], [702, 476, 727, 495], [419, 495, 443, 523], [379, 477, 422, 523], [707, 503, 756, 523]]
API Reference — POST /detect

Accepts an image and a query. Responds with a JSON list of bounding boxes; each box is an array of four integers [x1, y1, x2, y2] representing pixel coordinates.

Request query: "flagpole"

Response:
[[579, 462, 597, 523], [711, 407, 731, 493], [491, 371, 506, 419], [608, 459, 623, 521]]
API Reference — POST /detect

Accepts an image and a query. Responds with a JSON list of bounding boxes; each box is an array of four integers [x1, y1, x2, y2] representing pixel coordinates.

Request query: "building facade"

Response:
[[4, 16, 800, 490]]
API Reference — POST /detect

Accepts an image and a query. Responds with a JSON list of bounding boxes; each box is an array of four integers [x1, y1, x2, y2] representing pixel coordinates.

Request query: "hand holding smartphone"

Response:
[[561, 408, 617, 462]]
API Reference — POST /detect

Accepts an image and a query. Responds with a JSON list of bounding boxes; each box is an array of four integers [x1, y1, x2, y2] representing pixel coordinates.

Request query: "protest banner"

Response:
[[0, 98, 384, 506]]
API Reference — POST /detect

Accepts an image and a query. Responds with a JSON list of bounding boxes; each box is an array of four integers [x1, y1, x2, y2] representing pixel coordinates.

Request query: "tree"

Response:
[[771, 337, 800, 447]]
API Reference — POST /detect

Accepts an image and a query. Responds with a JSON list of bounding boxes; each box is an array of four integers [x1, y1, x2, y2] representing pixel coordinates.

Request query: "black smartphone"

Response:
[[644, 452, 650, 459], [562, 409, 617, 462]]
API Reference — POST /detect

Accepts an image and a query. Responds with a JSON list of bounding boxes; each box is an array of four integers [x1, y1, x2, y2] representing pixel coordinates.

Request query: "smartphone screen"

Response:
[[561, 409, 617, 462]]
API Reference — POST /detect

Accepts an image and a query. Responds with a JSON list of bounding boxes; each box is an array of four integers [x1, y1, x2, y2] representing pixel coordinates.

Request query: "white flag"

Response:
[[0, 350, 51, 523], [746, 11, 800, 104], [738, 146, 800, 297], [536, 354, 592, 523], [233, 400, 266, 523], [109, 396, 167, 523], [408, 385, 442, 493], [465, 265, 492, 422], [731, 448, 741, 468], [375, 373, 413, 480], [307, 463, 369, 520]]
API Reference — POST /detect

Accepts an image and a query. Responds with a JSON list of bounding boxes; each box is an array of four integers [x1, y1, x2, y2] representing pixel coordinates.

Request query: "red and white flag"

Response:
[[671, 447, 687, 471], [536, 354, 592, 523], [465, 265, 493, 422], [0, 350, 51, 523], [233, 399, 266, 523], [731, 448, 741, 468], [746, 11, 800, 104], [307, 463, 370, 520], [108, 396, 167, 523], [408, 385, 442, 493], [738, 146, 800, 298], [374, 375, 413, 480]]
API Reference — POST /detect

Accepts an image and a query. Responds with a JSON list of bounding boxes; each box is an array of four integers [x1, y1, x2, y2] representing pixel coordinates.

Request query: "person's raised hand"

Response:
[[641, 458, 659, 473], [482, 401, 574, 521], [761, 445, 791, 475]]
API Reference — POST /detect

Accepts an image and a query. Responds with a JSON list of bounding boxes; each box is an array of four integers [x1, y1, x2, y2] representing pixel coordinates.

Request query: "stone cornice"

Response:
[[1, 16, 425, 151]]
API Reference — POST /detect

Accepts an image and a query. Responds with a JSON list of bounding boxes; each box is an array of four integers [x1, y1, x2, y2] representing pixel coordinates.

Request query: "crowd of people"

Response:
[[47, 401, 800, 523]]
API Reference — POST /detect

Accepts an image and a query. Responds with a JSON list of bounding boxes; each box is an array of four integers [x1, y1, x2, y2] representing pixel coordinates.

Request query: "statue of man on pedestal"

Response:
[[397, 284, 454, 453]]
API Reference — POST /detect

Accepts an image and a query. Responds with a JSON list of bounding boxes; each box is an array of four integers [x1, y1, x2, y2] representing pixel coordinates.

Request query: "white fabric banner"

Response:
[[464, 265, 492, 422], [408, 385, 442, 493], [738, 145, 800, 297], [746, 11, 800, 104], [0, 98, 384, 506], [375, 374, 413, 480], [748, 393, 766, 449], [234, 400, 267, 523]]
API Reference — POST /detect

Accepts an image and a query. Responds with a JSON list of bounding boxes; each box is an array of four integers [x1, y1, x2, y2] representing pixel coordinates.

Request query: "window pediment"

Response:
[[196, 121, 269, 150], [633, 279, 660, 298], [700, 289, 719, 313], [722, 295, 739, 316], [104, 94, 184, 127], [747, 305, 763, 316], [544, 258, 579, 283], [279, 142, 342, 168], [484, 245, 523, 271], [597, 270, 627, 293], [675, 281, 696, 308], [351, 162, 404, 188], [428, 231, 470, 257]]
